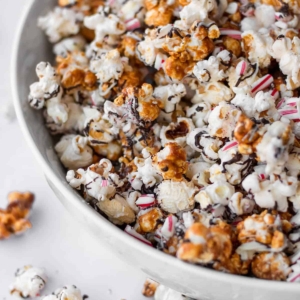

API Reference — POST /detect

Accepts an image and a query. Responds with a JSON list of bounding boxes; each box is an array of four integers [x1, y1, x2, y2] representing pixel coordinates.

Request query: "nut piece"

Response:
[[142, 279, 159, 297], [97, 194, 136, 225], [177, 222, 232, 264], [251, 252, 291, 281]]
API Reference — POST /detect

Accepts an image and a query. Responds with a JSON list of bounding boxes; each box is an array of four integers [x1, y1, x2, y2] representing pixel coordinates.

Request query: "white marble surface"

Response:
[[0, 1, 148, 299]]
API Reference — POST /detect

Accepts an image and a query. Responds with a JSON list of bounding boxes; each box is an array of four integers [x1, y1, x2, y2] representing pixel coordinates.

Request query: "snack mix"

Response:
[[0, 192, 34, 239], [10, 265, 47, 298], [29, 0, 300, 281]]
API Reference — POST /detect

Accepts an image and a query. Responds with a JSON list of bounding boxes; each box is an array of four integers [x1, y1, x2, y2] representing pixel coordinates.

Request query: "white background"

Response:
[[0, 1, 148, 299]]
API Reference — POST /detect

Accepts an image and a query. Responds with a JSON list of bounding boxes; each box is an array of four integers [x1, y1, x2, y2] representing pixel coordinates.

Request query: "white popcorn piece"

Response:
[[180, 0, 216, 26], [256, 120, 294, 175], [242, 29, 274, 68], [160, 118, 195, 147], [195, 179, 235, 209], [55, 134, 93, 170], [43, 285, 83, 300], [84, 6, 125, 44], [28, 62, 62, 111], [53, 35, 87, 57], [156, 180, 197, 213], [38, 7, 83, 43], [10, 266, 47, 298], [208, 101, 240, 138], [153, 84, 186, 122]]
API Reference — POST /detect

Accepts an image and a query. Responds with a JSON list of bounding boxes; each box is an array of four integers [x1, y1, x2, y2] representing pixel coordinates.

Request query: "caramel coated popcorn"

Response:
[[30, 0, 300, 283], [0, 192, 34, 239]]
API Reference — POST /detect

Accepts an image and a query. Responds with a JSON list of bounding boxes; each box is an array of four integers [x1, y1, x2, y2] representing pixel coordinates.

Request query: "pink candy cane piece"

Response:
[[222, 141, 238, 152], [124, 225, 153, 246], [236, 61, 247, 76], [220, 28, 242, 40], [136, 194, 156, 209], [126, 18, 141, 31], [290, 274, 300, 282], [168, 215, 173, 232], [259, 174, 265, 180], [270, 88, 279, 99], [250, 74, 274, 95], [101, 180, 108, 187], [279, 109, 298, 116], [276, 98, 285, 109]]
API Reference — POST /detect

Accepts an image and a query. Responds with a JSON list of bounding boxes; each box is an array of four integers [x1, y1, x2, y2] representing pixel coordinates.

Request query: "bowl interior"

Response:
[[12, 1, 300, 299]]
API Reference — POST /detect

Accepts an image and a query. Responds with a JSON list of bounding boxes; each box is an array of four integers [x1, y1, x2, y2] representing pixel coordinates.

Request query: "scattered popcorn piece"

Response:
[[0, 192, 34, 239], [10, 265, 47, 298], [42, 285, 84, 300]]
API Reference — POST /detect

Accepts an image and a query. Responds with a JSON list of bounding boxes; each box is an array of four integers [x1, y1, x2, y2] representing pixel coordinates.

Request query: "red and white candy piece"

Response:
[[220, 28, 242, 40], [278, 108, 299, 119], [136, 194, 156, 209], [235, 60, 248, 76], [101, 180, 108, 187], [161, 215, 178, 239], [258, 173, 266, 180], [154, 53, 167, 70], [221, 141, 238, 152], [125, 18, 141, 31], [276, 98, 286, 109], [250, 74, 273, 95], [124, 225, 153, 246], [270, 88, 279, 100]]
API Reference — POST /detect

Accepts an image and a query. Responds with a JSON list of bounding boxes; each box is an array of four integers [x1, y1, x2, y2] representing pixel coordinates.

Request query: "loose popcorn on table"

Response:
[[42, 285, 84, 300], [29, 0, 300, 282], [0, 192, 34, 239], [10, 265, 47, 298]]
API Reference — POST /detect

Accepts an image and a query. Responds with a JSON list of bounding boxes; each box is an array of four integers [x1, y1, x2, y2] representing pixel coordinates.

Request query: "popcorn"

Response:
[[153, 143, 189, 181], [55, 134, 93, 169], [29, 0, 300, 283], [208, 101, 240, 138], [256, 120, 294, 174], [0, 192, 34, 239], [251, 252, 291, 280], [160, 118, 195, 147], [156, 180, 197, 213], [195, 179, 235, 208], [153, 84, 186, 122], [84, 6, 126, 45], [38, 7, 84, 43], [142, 279, 159, 297], [10, 266, 47, 298], [237, 210, 288, 250], [179, 0, 216, 26], [177, 222, 232, 264], [145, 0, 175, 27], [42, 285, 84, 300], [138, 207, 163, 233], [28, 62, 62, 113], [242, 29, 274, 68], [53, 35, 87, 57]]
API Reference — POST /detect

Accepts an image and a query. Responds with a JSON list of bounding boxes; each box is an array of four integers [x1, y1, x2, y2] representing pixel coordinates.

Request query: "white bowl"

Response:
[[11, 1, 300, 299]]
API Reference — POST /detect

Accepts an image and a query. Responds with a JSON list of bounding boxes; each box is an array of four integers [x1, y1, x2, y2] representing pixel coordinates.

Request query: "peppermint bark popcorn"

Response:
[[28, 0, 300, 281]]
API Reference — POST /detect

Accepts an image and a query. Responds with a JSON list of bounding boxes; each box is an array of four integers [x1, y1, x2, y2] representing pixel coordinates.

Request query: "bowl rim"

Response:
[[11, 0, 300, 292]]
